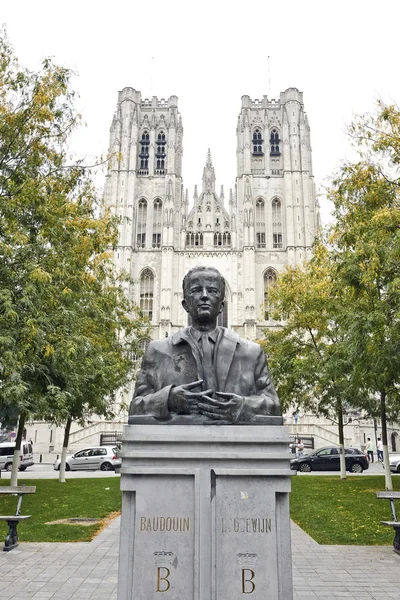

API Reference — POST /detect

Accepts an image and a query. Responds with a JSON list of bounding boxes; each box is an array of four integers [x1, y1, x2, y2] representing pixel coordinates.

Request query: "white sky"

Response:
[[3, 0, 400, 223]]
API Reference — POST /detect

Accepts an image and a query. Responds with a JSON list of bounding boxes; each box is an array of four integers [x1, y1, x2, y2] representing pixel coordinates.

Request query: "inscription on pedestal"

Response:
[[140, 516, 190, 532], [238, 554, 258, 594], [156, 568, 171, 593], [215, 477, 279, 599], [221, 518, 271, 533], [131, 475, 194, 599], [154, 552, 174, 593], [241, 570, 256, 594]]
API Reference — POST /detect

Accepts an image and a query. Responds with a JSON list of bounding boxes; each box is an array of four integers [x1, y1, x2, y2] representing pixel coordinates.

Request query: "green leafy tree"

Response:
[[262, 241, 360, 479], [328, 101, 400, 489], [0, 30, 147, 484], [30, 196, 149, 482]]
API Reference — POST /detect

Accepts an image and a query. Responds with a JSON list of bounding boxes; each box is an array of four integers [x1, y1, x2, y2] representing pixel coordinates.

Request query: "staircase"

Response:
[[69, 421, 125, 449], [287, 423, 352, 448]]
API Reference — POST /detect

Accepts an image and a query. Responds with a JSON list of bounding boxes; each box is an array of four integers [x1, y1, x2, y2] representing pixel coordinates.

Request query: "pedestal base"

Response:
[[117, 425, 294, 600]]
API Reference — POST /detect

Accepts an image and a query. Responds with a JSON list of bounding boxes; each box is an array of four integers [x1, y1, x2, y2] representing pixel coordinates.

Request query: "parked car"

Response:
[[388, 453, 400, 473], [290, 446, 369, 473], [53, 446, 121, 472], [0, 441, 34, 471]]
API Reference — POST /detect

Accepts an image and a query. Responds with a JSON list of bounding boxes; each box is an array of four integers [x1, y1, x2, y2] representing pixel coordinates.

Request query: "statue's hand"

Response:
[[168, 380, 213, 414], [198, 391, 244, 423]]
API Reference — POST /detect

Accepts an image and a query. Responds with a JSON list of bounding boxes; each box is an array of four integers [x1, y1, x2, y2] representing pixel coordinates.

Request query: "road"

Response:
[[0, 459, 391, 479], [0, 463, 120, 479], [293, 459, 390, 476]]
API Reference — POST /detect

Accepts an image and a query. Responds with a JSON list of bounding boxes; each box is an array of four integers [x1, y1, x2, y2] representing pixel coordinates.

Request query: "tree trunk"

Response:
[[10, 413, 26, 487], [337, 402, 347, 479], [373, 417, 379, 459], [59, 416, 72, 483], [380, 389, 393, 491]]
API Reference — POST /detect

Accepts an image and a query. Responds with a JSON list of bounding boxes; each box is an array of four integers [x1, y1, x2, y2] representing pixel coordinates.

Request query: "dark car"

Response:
[[290, 446, 369, 473]]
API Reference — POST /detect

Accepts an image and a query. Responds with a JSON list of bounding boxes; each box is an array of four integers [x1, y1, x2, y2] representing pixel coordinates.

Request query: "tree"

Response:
[[327, 101, 400, 489], [31, 201, 149, 482], [262, 241, 360, 479], [38, 238, 149, 483], [263, 101, 400, 488], [0, 30, 147, 484]]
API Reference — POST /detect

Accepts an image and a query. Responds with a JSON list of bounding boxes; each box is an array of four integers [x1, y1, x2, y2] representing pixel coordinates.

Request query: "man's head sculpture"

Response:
[[182, 266, 226, 324], [182, 266, 226, 298]]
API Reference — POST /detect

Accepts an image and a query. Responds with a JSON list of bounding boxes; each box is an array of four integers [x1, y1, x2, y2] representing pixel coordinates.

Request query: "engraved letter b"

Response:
[[156, 567, 171, 592], [241, 569, 255, 594]]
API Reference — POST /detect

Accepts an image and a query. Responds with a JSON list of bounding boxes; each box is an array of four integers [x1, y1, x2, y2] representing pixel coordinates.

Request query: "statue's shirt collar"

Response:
[[189, 326, 220, 344]]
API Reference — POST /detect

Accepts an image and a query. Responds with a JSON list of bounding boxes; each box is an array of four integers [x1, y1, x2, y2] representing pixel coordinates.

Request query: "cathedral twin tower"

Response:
[[104, 86, 319, 341]]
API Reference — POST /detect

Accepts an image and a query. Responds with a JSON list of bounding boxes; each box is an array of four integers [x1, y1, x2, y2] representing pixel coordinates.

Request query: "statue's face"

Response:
[[182, 270, 224, 322]]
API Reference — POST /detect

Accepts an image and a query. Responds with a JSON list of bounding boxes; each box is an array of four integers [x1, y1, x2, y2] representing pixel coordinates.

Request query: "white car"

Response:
[[53, 446, 121, 472], [0, 441, 34, 471], [389, 453, 400, 474]]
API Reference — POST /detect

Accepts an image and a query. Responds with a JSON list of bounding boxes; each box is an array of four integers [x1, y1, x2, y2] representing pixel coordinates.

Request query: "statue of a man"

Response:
[[129, 266, 281, 424]]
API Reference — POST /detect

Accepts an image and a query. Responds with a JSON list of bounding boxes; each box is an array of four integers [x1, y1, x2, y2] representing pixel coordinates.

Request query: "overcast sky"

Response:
[[3, 1, 400, 223]]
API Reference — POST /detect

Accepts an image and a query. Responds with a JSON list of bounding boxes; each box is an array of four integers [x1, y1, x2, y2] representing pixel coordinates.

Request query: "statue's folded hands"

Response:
[[168, 380, 213, 414], [197, 392, 244, 423]]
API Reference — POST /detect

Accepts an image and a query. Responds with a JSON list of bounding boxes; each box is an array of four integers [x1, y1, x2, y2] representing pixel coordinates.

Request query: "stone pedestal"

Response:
[[117, 425, 294, 600]]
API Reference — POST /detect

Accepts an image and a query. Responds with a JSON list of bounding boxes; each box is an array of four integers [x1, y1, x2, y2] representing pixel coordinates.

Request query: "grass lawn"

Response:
[[0, 478, 121, 542], [291, 474, 400, 546], [1, 475, 399, 546]]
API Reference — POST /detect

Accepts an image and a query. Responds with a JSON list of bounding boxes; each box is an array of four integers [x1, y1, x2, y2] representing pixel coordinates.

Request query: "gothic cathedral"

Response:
[[26, 89, 399, 457], [104, 86, 319, 343]]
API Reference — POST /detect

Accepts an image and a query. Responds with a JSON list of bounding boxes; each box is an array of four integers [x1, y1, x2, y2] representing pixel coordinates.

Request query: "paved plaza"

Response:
[[0, 516, 399, 599]]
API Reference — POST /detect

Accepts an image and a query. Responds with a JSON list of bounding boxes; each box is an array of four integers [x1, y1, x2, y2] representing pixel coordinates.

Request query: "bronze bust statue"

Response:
[[129, 266, 282, 425]]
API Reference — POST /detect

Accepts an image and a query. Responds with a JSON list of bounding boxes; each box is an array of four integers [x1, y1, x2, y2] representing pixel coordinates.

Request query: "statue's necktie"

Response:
[[201, 333, 216, 392]]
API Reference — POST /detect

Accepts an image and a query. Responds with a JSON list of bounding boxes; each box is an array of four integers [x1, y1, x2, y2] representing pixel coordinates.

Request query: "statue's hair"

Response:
[[182, 266, 226, 298]]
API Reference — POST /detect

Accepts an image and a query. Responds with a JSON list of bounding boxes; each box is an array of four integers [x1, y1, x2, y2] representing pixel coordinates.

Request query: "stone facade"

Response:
[[104, 86, 320, 346]]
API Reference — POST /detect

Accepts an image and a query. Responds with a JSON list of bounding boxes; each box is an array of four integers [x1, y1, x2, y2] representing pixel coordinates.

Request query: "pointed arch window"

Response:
[[270, 129, 280, 155], [214, 232, 231, 247], [252, 128, 263, 155], [137, 199, 147, 248], [186, 232, 203, 247], [255, 198, 266, 248], [272, 198, 283, 249], [152, 198, 162, 248], [133, 337, 151, 362], [140, 269, 154, 320], [264, 268, 277, 321], [155, 131, 166, 173], [139, 131, 150, 173]]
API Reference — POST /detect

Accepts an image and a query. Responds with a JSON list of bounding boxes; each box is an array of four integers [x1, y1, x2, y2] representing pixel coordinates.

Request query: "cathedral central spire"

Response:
[[202, 148, 216, 193], [206, 148, 213, 168]]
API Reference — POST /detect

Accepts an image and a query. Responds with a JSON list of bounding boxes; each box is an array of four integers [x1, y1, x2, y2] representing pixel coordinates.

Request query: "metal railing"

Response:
[[100, 432, 123, 446]]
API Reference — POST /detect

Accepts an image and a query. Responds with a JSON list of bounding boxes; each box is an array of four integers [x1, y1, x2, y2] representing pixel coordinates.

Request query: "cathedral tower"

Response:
[[104, 88, 184, 338], [235, 87, 319, 338]]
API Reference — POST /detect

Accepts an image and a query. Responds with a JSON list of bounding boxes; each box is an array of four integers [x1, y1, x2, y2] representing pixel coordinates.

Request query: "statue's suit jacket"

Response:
[[130, 327, 281, 423]]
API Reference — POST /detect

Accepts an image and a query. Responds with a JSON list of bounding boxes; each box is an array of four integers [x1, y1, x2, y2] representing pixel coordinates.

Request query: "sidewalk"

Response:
[[0, 517, 399, 599], [291, 522, 399, 599]]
